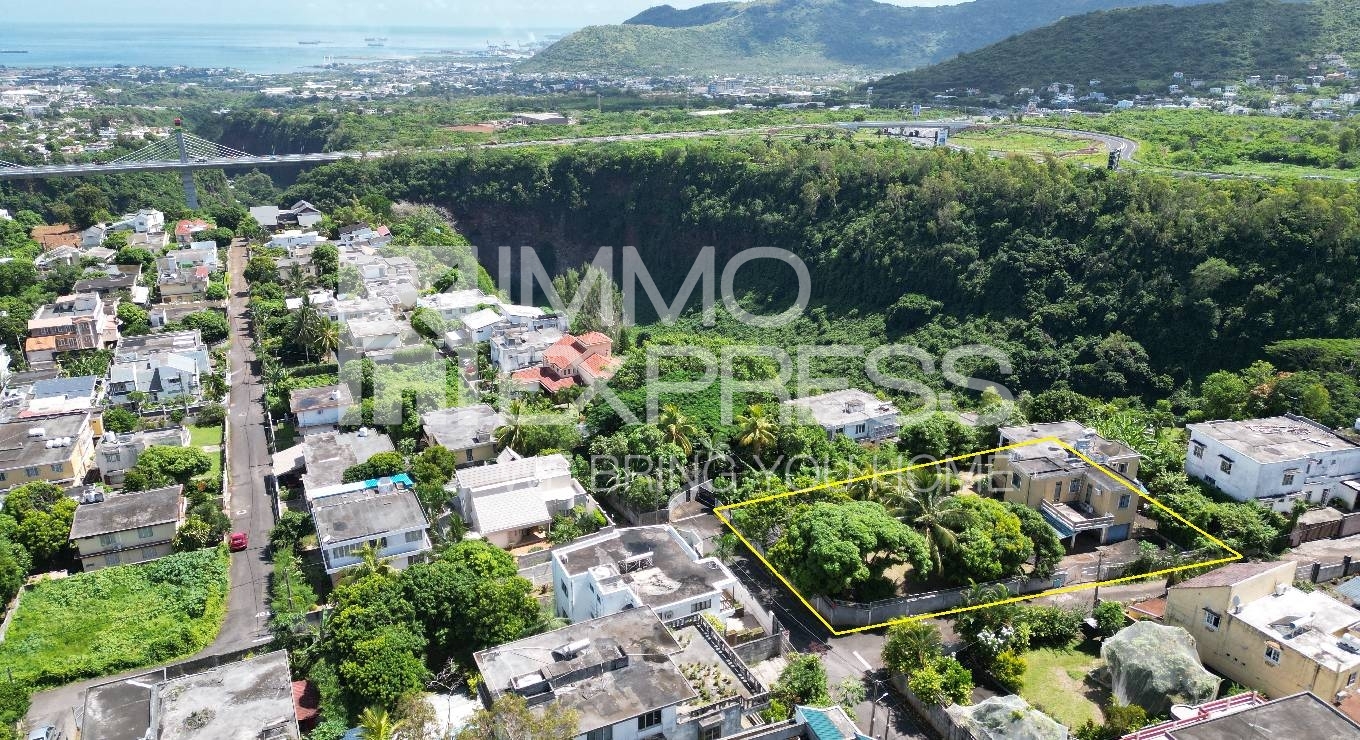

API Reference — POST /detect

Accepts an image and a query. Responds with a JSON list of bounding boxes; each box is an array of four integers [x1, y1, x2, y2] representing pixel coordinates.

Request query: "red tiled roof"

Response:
[[174, 219, 209, 237], [512, 366, 577, 393], [292, 680, 320, 724], [576, 331, 611, 347], [1128, 597, 1166, 620], [582, 353, 620, 378]]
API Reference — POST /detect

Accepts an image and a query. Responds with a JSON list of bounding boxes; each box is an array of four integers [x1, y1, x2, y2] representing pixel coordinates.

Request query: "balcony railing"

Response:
[[1040, 499, 1115, 533]]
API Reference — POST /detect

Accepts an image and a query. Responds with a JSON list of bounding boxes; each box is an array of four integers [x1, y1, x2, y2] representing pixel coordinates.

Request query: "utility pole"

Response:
[[174, 123, 200, 210], [866, 86, 873, 109], [1093, 548, 1106, 604]]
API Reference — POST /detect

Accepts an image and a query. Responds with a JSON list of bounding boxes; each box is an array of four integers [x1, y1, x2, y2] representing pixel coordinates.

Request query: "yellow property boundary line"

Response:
[[713, 436, 1243, 635]]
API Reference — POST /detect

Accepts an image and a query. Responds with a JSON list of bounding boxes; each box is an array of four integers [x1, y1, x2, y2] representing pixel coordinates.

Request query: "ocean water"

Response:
[[0, 23, 574, 74]]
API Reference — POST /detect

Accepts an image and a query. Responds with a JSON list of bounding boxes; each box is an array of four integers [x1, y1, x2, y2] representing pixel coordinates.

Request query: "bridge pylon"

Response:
[[175, 129, 200, 210]]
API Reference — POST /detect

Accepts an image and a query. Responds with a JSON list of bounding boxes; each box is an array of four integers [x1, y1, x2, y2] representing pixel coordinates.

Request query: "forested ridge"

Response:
[[873, 0, 1360, 96], [520, 0, 1217, 75], [272, 137, 1360, 400]]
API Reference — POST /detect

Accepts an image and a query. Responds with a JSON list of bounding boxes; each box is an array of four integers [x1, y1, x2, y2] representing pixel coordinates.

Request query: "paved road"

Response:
[[214, 238, 276, 651], [725, 552, 932, 740], [23, 239, 274, 738]]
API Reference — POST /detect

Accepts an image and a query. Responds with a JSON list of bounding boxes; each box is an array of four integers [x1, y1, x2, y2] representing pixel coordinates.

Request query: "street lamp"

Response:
[[868, 692, 889, 740]]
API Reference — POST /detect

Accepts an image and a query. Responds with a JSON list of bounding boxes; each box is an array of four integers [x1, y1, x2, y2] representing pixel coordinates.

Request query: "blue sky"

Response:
[[11, 0, 965, 29]]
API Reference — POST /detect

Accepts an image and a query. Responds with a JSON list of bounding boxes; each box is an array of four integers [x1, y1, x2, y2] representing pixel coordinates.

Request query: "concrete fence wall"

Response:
[[1294, 556, 1358, 584], [1340, 512, 1360, 538], [812, 572, 1068, 628]]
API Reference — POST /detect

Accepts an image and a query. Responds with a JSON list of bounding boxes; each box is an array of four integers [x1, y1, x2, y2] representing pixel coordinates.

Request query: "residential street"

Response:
[[23, 239, 274, 737]]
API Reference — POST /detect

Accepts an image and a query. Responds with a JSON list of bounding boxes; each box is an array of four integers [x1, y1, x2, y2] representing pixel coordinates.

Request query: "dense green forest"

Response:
[[872, 0, 1359, 98], [521, 0, 1217, 76], [260, 137, 1360, 404]]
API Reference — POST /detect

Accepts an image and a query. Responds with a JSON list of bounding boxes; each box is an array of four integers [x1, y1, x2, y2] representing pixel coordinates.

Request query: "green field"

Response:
[[189, 424, 223, 448], [1018, 640, 1109, 728], [952, 127, 1108, 166], [0, 549, 229, 688]]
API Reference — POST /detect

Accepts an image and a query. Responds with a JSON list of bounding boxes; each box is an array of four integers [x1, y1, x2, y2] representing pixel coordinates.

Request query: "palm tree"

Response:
[[657, 403, 699, 456], [891, 480, 971, 577], [734, 404, 777, 459], [313, 318, 341, 362], [357, 706, 404, 740], [494, 399, 528, 452], [292, 299, 325, 363], [344, 544, 396, 584]]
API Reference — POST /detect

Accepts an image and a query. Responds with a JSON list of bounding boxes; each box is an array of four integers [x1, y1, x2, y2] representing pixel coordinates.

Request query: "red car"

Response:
[[228, 532, 248, 552]]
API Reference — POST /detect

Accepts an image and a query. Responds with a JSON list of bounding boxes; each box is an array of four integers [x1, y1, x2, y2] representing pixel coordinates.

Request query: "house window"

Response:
[[559, 581, 567, 597], [99, 533, 118, 547], [23, 467, 38, 478], [691, 599, 713, 614], [1282, 472, 1295, 486], [465, 449, 474, 462], [1069, 479, 1081, 493], [638, 710, 662, 730], [404, 530, 422, 543], [1192, 442, 1205, 459], [1264, 645, 1281, 665], [0, 472, 7, 482], [137, 527, 155, 540], [1118, 493, 1132, 509], [1011, 473, 1020, 489], [50, 463, 63, 473], [853, 423, 866, 435], [1203, 609, 1221, 631], [104, 453, 121, 464], [1347, 672, 1357, 687], [104, 553, 120, 567], [1117, 462, 1127, 474], [1219, 457, 1233, 474], [1052, 482, 1061, 502], [586, 728, 613, 740], [701, 727, 722, 740]]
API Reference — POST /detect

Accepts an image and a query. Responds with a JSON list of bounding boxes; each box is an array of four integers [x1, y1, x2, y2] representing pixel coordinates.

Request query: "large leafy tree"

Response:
[[338, 625, 428, 710], [769, 500, 929, 597], [123, 446, 212, 490], [770, 654, 831, 710], [457, 693, 578, 740], [946, 496, 1034, 585], [400, 539, 541, 665]]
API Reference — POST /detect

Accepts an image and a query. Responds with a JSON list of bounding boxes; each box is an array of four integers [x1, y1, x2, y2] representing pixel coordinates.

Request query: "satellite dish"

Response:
[[1231, 595, 1242, 613]]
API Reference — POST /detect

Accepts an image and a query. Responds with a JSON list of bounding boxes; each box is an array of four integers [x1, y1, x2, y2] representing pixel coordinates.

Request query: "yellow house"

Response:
[[1165, 561, 1360, 720], [0, 411, 97, 491], [989, 421, 1142, 546], [68, 484, 185, 571], [421, 404, 505, 468]]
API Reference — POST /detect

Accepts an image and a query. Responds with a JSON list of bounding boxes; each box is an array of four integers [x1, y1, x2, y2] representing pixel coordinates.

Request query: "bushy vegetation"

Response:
[[0, 549, 228, 694]]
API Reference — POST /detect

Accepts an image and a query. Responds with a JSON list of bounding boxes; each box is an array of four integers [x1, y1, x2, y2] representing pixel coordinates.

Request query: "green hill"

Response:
[[518, 0, 1219, 76], [873, 0, 1360, 96]]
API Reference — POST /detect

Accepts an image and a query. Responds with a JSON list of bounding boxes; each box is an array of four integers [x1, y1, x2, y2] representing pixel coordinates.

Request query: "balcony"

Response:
[[1040, 499, 1114, 537]]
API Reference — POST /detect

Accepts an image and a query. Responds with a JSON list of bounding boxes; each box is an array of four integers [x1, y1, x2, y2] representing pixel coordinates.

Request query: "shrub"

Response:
[[882, 620, 944, 675], [908, 662, 947, 705], [196, 403, 227, 426], [1018, 605, 1084, 647], [989, 649, 1027, 691], [103, 407, 139, 433], [1093, 600, 1127, 637]]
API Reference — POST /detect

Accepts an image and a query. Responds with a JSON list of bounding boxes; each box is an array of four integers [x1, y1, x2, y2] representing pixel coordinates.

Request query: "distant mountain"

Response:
[[519, 0, 1221, 76], [872, 0, 1360, 96]]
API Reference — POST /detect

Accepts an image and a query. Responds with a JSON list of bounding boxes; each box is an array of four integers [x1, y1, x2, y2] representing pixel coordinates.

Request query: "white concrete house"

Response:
[[783, 389, 902, 443], [452, 453, 597, 548], [551, 525, 737, 624], [1186, 415, 1360, 512]]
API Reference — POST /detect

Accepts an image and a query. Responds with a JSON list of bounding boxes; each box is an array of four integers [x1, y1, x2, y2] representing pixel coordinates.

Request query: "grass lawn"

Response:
[[953, 128, 1107, 157], [274, 421, 298, 449], [189, 424, 224, 448], [0, 549, 229, 689], [1018, 639, 1109, 729]]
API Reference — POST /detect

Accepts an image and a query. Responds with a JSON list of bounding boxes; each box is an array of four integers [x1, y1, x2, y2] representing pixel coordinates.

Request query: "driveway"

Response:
[[23, 239, 275, 737]]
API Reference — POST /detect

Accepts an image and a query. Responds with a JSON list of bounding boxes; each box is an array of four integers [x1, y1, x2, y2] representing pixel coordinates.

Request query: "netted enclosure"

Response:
[[946, 694, 1068, 740], [1101, 620, 1220, 714]]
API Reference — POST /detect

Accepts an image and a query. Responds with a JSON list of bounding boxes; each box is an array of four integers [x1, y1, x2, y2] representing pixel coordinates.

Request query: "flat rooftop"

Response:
[[475, 608, 697, 734], [289, 384, 353, 415], [1234, 587, 1360, 670], [1188, 415, 1358, 464], [422, 404, 503, 450], [456, 453, 572, 492], [301, 429, 395, 491], [0, 412, 90, 471], [558, 526, 733, 610], [1000, 421, 1139, 461], [1167, 692, 1360, 740], [311, 485, 427, 546], [784, 389, 900, 427], [115, 329, 205, 359], [82, 651, 299, 740], [69, 485, 182, 540]]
